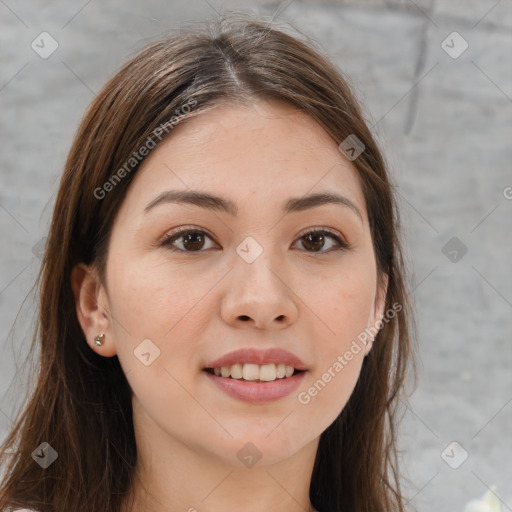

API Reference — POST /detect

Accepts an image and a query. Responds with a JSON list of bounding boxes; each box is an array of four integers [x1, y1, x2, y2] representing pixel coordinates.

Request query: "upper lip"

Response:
[[204, 348, 308, 371]]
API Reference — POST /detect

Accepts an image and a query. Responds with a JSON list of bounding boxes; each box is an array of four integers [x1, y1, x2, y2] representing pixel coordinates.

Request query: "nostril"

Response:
[[239, 315, 250, 321]]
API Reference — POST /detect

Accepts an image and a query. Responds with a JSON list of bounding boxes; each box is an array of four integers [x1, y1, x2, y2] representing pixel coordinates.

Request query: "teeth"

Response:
[[211, 363, 297, 381], [230, 363, 243, 379]]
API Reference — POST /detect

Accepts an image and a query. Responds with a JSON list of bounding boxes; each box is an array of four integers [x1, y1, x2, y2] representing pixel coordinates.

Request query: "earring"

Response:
[[94, 333, 105, 346]]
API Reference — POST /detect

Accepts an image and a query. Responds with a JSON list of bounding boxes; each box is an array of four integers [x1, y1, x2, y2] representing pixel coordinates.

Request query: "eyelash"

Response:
[[157, 225, 350, 256]]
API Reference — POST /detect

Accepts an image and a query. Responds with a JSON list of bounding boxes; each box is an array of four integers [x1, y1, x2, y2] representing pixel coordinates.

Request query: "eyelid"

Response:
[[159, 225, 347, 241], [294, 226, 347, 244], [156, 224, 218, 245]]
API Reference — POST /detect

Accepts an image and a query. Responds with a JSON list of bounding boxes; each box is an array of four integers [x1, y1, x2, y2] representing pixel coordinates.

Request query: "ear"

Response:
[[71, 263, 117, 357], [363, 272, 389, 356]]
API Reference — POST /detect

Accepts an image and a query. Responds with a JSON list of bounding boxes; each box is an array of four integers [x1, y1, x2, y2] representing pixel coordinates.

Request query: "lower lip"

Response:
[[203, 370, 307, 403]]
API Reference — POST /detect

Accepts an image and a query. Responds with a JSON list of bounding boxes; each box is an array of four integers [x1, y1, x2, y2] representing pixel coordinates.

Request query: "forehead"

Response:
[[118, 98, 366, 219]]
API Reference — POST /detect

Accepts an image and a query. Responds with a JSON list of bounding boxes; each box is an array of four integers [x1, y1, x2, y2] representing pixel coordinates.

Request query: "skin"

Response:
[[72, 98, 388, 512]]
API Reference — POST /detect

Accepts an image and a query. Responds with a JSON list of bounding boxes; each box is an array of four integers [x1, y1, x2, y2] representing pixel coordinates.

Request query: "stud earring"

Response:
[[94, 333, 105, 346]]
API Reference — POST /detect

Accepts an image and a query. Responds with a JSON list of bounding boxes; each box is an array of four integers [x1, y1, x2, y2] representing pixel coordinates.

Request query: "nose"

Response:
[[220, 250, 299, 330]]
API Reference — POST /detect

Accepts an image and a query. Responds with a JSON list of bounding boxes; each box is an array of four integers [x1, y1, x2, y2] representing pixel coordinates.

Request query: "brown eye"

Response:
[[301, 232, 326, 252], [180, 232, 206, 251], [160, 229, 218, 253], [295, 229, 349, 255]]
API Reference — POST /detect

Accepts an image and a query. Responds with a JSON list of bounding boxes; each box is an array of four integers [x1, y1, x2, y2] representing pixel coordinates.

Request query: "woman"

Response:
[[0, 12, 415, 512]]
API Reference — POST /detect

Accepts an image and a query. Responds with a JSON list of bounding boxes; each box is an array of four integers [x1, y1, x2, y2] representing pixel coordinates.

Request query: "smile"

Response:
[[203, 367, 307, 403]]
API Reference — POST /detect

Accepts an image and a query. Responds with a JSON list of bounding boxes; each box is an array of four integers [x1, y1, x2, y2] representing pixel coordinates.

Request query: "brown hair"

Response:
[[0, 11, 416, 512]]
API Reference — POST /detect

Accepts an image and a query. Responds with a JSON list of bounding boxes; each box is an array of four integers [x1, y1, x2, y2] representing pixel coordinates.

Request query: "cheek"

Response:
[[107, 258, 220, 339], [329, 285, 375, 343], [105, 258, 223, 397], [305, 258, 377, 346], [297, 258, 375, 408], [107, 264, 215, 428], [298, 282, 370, 425]]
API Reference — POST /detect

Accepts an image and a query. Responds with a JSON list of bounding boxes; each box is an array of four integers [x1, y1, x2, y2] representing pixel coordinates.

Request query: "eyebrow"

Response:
[[144, 190, 363, 222]]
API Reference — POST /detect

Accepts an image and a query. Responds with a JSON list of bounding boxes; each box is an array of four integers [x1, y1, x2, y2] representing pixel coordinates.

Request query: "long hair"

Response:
[[0, 12, 416, 512]]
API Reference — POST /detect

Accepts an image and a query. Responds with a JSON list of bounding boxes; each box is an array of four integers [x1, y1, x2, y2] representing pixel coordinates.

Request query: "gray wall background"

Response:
[[1, 1, 511, 511]]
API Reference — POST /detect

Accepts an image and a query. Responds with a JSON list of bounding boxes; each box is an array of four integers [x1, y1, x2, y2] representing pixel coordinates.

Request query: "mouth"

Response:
[[203, 364, 307, 383], [203, 364, 308, 403]]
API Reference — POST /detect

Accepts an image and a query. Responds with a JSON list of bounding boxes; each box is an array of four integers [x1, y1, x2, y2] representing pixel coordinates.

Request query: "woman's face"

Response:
[[85, 99, 387, 468]]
